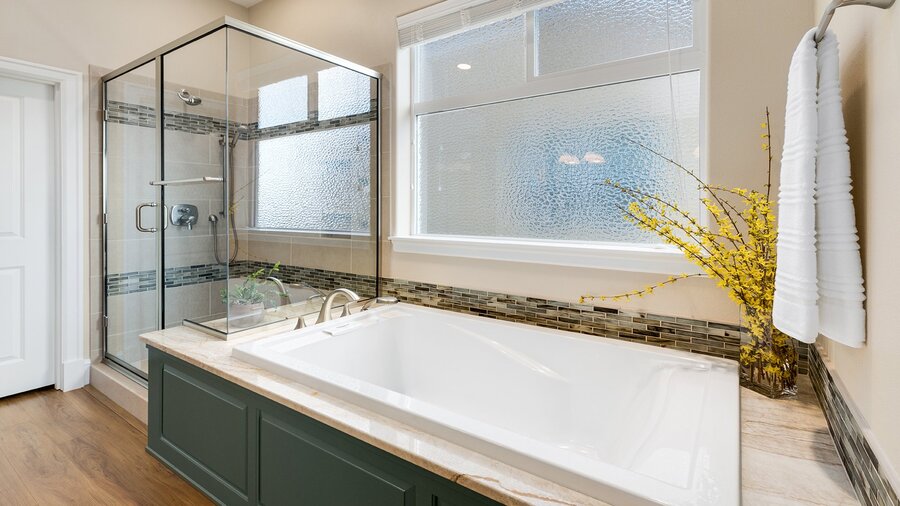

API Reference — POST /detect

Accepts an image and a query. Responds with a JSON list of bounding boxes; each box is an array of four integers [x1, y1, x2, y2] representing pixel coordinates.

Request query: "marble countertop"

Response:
[[140, 322, 858, 506], [741, 375, 858, 505]]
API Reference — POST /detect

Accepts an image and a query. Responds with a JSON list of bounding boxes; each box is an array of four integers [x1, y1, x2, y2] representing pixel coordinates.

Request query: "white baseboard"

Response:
[[58, 358, 91, 392]]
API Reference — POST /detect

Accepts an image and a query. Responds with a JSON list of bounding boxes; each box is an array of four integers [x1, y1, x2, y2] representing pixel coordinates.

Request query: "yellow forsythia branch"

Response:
[[581, 273, 705, 303]]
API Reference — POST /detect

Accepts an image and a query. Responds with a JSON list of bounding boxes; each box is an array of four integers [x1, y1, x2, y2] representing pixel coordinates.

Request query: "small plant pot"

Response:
[[228, 302, 265, 328]]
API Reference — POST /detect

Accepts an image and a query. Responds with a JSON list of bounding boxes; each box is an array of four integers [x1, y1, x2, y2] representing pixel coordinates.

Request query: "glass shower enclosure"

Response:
[[102, 18, 381, 380]]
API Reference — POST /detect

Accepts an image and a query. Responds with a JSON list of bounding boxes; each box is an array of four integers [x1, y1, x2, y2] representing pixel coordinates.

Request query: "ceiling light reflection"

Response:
[[558, 153, 580, 165], [583, 152, 605, 164]]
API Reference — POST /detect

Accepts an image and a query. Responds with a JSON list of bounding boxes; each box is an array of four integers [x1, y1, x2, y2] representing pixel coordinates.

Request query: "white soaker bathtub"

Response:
[[233, 303, 740, 505]]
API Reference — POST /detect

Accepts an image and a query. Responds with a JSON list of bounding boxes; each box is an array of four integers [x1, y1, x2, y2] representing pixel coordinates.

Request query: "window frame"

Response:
[[392, 0, 708, 274]]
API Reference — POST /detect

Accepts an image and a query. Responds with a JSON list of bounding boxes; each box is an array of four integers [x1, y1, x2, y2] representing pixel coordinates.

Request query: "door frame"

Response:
[[0, 57, 88, 392]]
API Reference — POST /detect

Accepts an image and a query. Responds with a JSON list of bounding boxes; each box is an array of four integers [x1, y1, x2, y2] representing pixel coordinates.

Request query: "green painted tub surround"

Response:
[[149, 348, 499, 505], [139, 326, 610, 506]]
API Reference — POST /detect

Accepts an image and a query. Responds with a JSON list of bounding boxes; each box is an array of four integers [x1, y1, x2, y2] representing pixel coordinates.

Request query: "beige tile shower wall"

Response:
[[0, 0, 251, 360], [248, 0, 813, 324], [810, 0, 900, 488], [242, 232, 377, 280]]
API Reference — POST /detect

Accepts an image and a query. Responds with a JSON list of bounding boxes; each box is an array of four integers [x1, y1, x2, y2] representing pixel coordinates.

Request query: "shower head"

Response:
[[177, 89, 202, 106]]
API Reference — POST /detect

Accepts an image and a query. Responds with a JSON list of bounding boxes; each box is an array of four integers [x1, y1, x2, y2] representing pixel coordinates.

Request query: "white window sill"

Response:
[[389, 235, 703, 275]]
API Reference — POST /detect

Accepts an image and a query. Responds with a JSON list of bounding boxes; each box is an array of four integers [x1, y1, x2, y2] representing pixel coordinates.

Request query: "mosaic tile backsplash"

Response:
[[381, 277, 809, 373], [107, 260, 810, 372], [106, 264, 227, 296], [106, 261, 376, 299], [106, 99, 377, 139], [231, 261, 376, 299], [810, 347, 899, 506]]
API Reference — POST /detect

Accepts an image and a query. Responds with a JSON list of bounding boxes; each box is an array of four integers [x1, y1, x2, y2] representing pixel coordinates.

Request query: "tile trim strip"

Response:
[[809, 346, 899, 506], [106, 264, 228, 296], [379, 277, 809, 373], [232, 260, 376, 298], [106, 100, 376, 139], [107, 261, 808, 371], [106, 260, 377, 299]]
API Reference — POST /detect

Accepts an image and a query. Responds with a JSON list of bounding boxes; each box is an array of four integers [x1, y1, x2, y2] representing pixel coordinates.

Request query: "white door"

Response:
[[0, 75, 56, 398]]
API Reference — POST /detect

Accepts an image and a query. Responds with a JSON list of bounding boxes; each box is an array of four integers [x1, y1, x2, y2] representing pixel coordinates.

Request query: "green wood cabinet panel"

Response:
[[161, 365, 249, 492], [257, 400, 499, 506], [148, 348, 502, 506], [148, 349, 255, 505], [259, 412, 414, 505]]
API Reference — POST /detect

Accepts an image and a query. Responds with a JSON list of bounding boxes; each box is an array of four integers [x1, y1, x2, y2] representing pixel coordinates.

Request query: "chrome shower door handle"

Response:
[[135, 202, 157, 233], [135, 202, 168, 232]]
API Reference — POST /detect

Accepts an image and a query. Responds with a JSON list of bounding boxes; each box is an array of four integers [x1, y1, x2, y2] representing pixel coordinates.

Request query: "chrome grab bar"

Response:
[[135, 202, 168, 233], [149, 176, 224, 186]]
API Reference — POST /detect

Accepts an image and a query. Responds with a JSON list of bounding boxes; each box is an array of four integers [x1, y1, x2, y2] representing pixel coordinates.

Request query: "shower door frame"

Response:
[[101, 17, 383, 382]]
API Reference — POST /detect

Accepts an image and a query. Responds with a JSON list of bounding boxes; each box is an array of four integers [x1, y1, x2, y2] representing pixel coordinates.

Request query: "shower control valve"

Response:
[[170, 204, 199, 231]]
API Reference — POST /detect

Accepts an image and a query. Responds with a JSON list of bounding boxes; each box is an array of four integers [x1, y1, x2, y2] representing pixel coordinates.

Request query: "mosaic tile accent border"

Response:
[[380, 277, 810, 373], [107, 263, 227, 295], [105, 270, 156, 296], [232, 260, 377, 299], [107, 260, 377, 299], [107, 100, 233, 135], [247, 99, 378, 140], [107, 259, 810, 372], [106, 100, 376, 140], [809, 346, 899, 506], [165, 264, 227, 288]]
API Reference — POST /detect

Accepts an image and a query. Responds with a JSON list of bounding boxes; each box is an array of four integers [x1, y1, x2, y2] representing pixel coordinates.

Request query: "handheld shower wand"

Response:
[[211, 125, 249, 265]]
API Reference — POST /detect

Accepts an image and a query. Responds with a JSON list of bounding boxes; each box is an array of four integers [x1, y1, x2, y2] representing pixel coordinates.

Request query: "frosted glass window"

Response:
[[416, 72, 700, 243], [258, 75, 308, 128], [415, 15, 526, 102], [255, 124, 371, 233], [535, 0, 694, 75], [318, 67, 373, 120]]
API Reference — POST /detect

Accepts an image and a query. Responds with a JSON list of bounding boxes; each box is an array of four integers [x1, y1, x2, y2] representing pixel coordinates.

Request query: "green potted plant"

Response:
[[222, 263, 281, 328]]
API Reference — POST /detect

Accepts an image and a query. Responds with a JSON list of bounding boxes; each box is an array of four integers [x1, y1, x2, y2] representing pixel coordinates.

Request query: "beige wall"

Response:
[[0, 0, 250, 358], [0, 1, 247, 74], [812, 0, 900, 484], [249, 0, 813, 324]]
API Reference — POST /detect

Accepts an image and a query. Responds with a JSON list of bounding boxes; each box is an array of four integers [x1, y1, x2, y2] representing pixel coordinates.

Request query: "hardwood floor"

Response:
[[0, 386, 212, 505]]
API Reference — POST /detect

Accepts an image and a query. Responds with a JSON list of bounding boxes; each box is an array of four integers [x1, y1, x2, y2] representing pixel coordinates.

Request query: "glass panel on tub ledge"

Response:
[[169, 26, 378, 340]]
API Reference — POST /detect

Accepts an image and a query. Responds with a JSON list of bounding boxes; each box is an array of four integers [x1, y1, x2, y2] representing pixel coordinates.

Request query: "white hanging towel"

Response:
[[773, 28, 820, 343], [773, 29, 866, 346], [814, 31, 866, 347]]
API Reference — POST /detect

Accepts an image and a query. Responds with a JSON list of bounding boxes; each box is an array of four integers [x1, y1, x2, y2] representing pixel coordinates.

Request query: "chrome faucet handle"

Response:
[[266, 276, 291, 306], [361, 296, 399, 311], [315, 288, 361, 324]]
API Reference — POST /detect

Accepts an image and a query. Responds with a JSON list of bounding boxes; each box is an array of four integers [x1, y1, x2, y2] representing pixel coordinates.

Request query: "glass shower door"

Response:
[[159, 29, 234, 336], [103, 61, 160, 378]]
